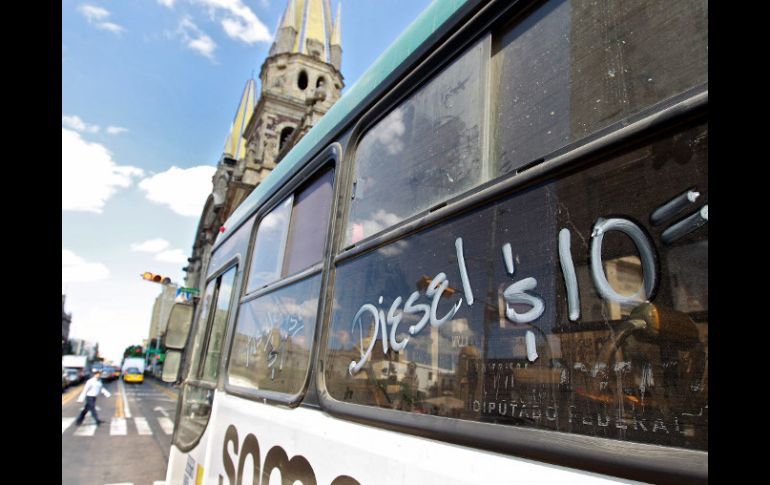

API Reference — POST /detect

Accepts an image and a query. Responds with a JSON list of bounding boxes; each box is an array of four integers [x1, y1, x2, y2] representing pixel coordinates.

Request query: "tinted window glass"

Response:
[[200, 267, 237, 381], [284, 168, 335, 275], [347, 38, 488, 245], [228, 275, 322, 395], [325, 122, 708, 451], [188, 281, 216, 378], [246, 196, 293, 293], [175, 384, 215, 450], [491, 0, 708, 174]]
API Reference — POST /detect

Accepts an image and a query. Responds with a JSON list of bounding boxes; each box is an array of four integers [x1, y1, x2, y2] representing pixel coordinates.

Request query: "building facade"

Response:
[[184, 0, 344, 291], [62, 294, 72, 353]]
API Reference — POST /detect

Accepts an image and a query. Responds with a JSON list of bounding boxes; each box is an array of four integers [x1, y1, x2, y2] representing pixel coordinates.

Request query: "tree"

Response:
[[123, 345, 144, 358]]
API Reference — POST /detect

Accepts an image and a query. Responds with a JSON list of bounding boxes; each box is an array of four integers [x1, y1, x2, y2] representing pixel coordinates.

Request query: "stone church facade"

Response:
[[184, 0, 343, 290]]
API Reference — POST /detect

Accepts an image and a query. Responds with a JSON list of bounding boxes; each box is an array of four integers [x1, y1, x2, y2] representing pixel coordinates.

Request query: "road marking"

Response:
[[115, 384, 124, 418], [62, 383, 84, 407], [149, 380, 179, 401], [104, 483, 134, 485], [119, 379, 132, 418], [134, 417, 152, 435], [62, 417, 76, 434], [154, 481, 166, 485], [73, 423, 97, 436], [110, 417, 127, 435], [157, 417, 174, 435], [154, 406, 169, 417]]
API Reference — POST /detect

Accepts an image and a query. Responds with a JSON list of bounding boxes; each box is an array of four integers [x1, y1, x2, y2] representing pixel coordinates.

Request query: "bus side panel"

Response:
[[202, 392, 636, 484], [166, 391, 224, 485]]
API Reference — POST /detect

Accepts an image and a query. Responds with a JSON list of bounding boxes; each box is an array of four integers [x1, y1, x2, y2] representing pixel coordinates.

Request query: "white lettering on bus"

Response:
[[590, 217, 657, 305], [558, 228, 580, 321], [348, 218, 660, 375]]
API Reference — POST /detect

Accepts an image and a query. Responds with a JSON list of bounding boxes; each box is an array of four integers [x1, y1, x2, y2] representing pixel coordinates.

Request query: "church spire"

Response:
[[271, 0, 299, 56], [269, 0, 340, 65], [298, 0, 327, 60], [222, 78, 257, 161], [329, 1, 342, 70]]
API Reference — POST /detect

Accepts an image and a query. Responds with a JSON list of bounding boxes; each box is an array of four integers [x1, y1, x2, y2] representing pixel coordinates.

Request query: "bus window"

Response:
[[490, 0, 708, 175], [324, 121, 708, 451], [229, 167, 334, 396], [346, 38, 489, 245], [200, 270, 236, 381], [245, 196, 294, 293], [228, 275, 321, 394], [176, 266, 237, 450], [283, 169, 334, 275]]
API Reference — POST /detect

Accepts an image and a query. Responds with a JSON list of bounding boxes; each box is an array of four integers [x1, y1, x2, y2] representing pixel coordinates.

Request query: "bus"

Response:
[[162, 0, 708, 483]]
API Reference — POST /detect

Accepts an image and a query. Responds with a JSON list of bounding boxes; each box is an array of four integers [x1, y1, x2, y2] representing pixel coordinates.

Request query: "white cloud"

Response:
[[157, 0, 177, 7], [78, 4, 126, 34], [62, 249, 110, 283], [62, 114, 100, 134], [62, 128, 144, 213], [178, 16, 217, 59], [156, 249, 188, 263], [138, 165, 216, 217], [193, 0, 271, 44], [131, 239, 171, 253], [106, 126, 129, 135], [78, 4, 109, 22], [96, 21, 125, 34]]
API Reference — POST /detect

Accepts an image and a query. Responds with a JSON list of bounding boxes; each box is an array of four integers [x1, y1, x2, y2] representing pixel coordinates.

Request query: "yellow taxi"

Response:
[[123, 367, 144, 384]]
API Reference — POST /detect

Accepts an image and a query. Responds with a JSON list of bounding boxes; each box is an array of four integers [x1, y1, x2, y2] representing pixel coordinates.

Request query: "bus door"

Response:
[[167, 265, 238, 484]]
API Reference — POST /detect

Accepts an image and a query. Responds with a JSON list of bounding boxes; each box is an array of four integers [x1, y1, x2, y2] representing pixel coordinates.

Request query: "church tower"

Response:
[[184, 0, 343, 290], [239, 0, 343, 193]]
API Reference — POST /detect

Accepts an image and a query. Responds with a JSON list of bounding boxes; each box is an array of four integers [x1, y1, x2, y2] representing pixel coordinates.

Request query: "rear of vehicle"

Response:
[[165, 0, 707, 483], [123, 367, 144, 384], [102, 366, 117, 381]]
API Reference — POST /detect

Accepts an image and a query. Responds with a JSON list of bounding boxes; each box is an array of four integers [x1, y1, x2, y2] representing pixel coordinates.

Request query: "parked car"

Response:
[[64, 368, 81, 385], [123, 367, 144, 384], [62, 367, 68, 391]]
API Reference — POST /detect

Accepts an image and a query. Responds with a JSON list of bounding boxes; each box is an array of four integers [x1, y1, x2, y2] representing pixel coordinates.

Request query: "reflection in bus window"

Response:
[[346, 38, 488, 245], [246, 196, 293, 293], [200, 268, 236, 381], [490, 0, 708, 175], [187, 282, 216, 378], [228, 275, 321, 394], [325, 122, 708, 451], [346, 0, 707, 247], [283, 169, 334, 275]]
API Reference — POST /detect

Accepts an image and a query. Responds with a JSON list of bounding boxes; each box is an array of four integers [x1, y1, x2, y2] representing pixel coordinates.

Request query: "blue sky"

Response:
[[62, 0, 432, 363]]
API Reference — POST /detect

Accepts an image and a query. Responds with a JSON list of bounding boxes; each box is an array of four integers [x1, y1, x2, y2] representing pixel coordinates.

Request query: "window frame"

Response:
[[315, 0, 708, 481], [223, 144, 341, 407]]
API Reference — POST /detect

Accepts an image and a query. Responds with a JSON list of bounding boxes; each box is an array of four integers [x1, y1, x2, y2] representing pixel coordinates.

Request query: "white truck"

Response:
[[62, 355, 88, 384], [122, 357, 146, 375]]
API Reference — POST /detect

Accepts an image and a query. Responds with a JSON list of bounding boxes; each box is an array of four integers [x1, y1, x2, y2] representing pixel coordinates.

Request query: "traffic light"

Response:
[[141, 272, 172, 284]]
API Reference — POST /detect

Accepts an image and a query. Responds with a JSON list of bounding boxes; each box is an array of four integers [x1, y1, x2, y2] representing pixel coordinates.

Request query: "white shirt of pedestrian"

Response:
[[77, 376, 111, 402]]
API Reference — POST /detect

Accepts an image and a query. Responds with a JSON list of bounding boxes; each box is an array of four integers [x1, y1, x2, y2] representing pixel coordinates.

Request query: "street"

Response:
[[62, 377, 178, 485]]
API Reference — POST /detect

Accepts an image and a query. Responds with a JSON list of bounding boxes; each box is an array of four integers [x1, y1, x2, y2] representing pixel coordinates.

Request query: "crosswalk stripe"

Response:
[[157, 417, 174, 435], [110, 417, 127, 435], [73, 423, 97, 436], [134, 417, 152, 435], [153, 481, 166, 485], [62, 417, 76, 434]]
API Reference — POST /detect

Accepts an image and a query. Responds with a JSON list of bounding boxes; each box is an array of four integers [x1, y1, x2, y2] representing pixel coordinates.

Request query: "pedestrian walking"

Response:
[[76, 370, 111, 426]]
